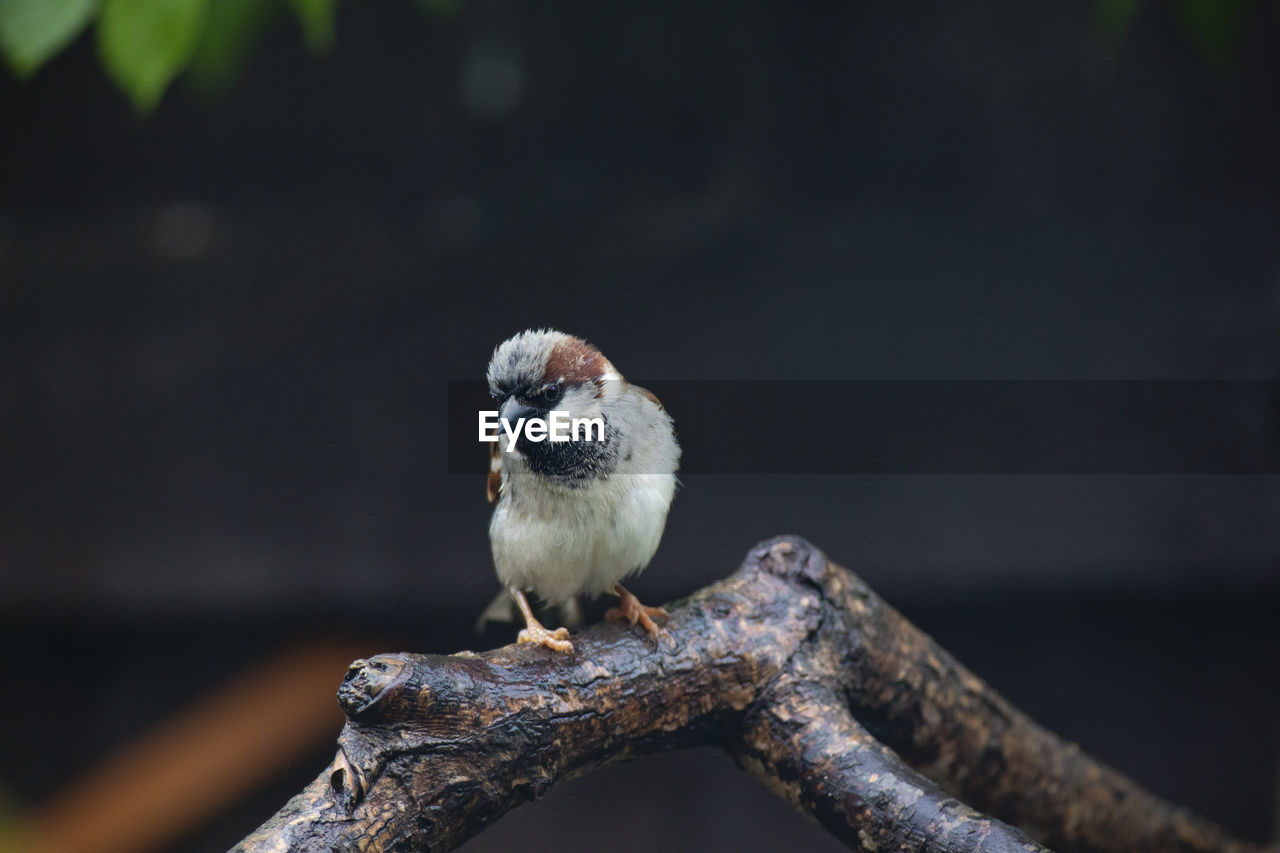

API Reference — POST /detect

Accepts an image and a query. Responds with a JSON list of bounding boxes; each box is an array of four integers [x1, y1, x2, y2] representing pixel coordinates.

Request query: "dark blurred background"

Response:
[[2, 1, 1278, 851]]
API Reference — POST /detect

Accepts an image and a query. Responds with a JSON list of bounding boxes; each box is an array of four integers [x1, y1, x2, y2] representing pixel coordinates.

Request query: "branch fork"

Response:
[[233, 536, 1274, 853]]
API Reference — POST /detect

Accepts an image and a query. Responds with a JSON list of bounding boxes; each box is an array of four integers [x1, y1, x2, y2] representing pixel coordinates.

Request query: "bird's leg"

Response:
[[510, 587, 574, 653], [605, 583, 668, 639]]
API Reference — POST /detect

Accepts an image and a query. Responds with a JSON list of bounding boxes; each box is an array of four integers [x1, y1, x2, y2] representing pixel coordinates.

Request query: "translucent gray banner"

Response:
[[448, 380, 1280, 474]]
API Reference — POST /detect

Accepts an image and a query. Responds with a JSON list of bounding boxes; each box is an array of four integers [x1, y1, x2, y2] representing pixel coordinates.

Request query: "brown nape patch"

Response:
[[544, 337, 613, 385]]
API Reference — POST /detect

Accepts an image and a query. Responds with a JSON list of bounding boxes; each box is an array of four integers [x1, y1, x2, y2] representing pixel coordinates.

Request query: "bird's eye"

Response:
[[539, 383, 564, 405]]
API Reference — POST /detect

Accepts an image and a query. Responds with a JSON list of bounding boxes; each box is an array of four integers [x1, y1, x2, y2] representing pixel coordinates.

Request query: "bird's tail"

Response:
[[473, 590, 582, 632]]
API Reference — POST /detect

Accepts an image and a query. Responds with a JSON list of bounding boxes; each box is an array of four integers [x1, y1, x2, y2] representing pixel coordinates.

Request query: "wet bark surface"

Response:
[[232, 536, 1275, 853]]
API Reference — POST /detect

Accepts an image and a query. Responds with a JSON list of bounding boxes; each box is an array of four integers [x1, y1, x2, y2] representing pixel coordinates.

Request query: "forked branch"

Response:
[[232, 536, 1273, 853]]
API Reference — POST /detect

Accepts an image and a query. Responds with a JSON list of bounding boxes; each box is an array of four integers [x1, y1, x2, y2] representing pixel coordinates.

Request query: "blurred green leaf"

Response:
[[0, 0, 96, 78], [416, 0, 463, 17], [1175, 0, 1249, 64], [0, 828, 23, 853], [186, 0, 281, 95], [0, 780, 25, 853], [1093, 0, 1142, 41], [98, 0, 208, 112], [288, 0, 336, 54]]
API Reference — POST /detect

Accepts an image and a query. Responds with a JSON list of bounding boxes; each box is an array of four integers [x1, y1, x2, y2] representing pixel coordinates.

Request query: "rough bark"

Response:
[[232, 536, 1274, 853]]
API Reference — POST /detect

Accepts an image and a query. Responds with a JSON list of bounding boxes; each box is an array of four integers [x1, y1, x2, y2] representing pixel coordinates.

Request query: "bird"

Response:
[[483, 329, 680, 653]]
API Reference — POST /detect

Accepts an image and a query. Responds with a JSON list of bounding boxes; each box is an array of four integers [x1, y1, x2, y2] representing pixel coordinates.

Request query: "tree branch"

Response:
[[734, 675, 1045, 852], [232, 536, 1274, 853]]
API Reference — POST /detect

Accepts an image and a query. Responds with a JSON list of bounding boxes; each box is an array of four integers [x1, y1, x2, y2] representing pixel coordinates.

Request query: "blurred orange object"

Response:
[[16, 640, 368, 853]]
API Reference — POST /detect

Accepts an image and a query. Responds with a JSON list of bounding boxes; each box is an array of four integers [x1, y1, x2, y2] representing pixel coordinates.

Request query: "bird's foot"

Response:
[[509, 587, 574, 653], [517, 623, 574, 653], [606, 584, 668, 639]]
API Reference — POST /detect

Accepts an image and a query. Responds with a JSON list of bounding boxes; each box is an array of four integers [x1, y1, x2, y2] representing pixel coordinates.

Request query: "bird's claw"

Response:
[[606, 585, 669, 641], [517, 624, 574, 653], [605, 603, 668, 637]]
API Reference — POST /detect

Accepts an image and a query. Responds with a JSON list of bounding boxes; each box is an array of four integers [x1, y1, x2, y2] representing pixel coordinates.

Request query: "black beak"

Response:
[[499, 396, 538, 431]]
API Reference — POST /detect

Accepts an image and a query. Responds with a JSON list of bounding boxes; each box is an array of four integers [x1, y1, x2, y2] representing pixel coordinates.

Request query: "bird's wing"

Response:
[[486, 436, 502, 502], [631, 383, 666, 411]]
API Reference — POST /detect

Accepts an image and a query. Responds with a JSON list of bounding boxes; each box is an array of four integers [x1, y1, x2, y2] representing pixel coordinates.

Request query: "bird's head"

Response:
[[486, 329, 622, 472]]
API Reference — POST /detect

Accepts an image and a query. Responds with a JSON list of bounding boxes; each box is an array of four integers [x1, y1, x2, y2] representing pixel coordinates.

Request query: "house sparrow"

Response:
[[484, 329, 680, 653]]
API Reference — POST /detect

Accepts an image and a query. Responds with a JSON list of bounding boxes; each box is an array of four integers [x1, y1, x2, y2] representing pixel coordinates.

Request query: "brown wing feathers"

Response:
[[487, 432, 503, 502]]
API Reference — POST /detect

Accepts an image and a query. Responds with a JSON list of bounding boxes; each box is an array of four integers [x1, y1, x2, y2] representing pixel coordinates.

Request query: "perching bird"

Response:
[[483, 329, 680, 653]]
